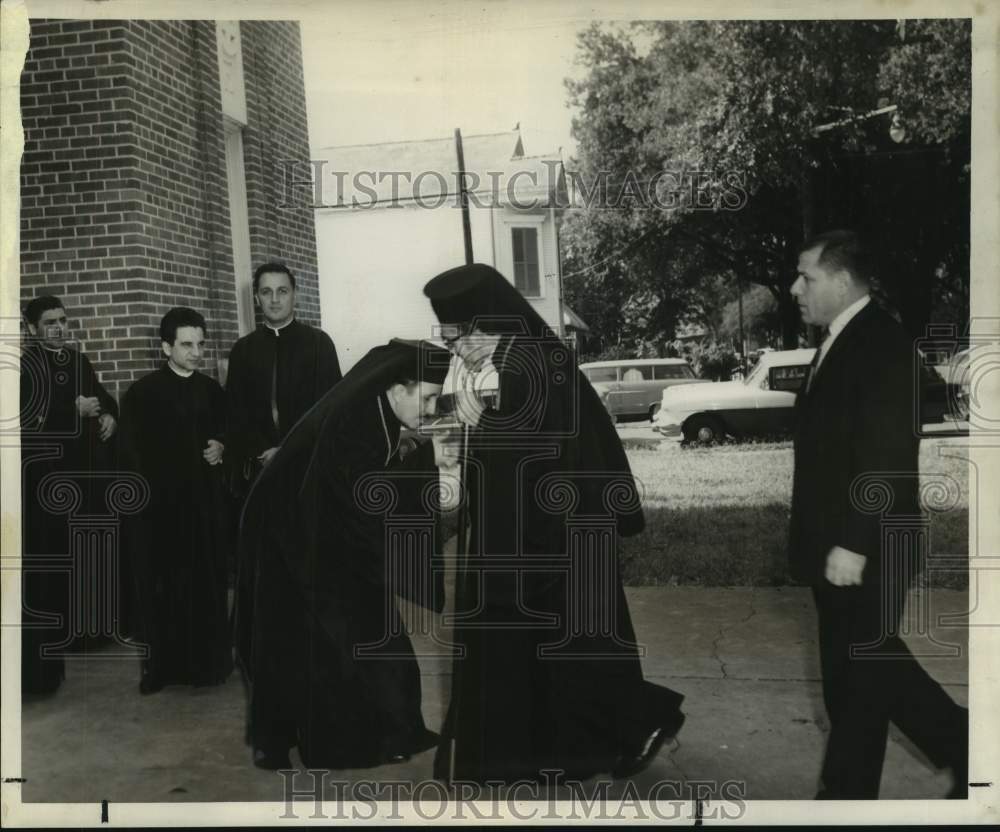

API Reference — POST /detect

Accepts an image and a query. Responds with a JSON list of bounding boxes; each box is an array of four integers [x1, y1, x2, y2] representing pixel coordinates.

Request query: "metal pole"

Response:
[[449, 127, 475, 785], [737, 272, 746, 376], [455, 128, 474, 265], [552, 200, 566, 340]]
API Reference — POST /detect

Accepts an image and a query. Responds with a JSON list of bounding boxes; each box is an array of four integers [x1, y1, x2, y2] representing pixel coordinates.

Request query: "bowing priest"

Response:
[[234, 338, 451, 771], [120, 307, 233, 693], [423, 263, 686, 784]]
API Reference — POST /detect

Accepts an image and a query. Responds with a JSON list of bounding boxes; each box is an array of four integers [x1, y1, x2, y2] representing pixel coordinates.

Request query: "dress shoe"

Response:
[[253, 747, 292, 770], [612, 710, 685, 779], [612, 726, 670, 779]]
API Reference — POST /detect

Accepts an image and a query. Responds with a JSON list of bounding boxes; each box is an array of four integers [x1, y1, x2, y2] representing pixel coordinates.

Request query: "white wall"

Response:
[[316, 203, 466, 371], [316, 200, 562, 372]]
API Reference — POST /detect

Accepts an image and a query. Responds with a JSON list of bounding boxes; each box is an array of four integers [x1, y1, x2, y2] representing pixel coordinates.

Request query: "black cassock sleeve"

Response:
[[208, 377, 227, 445], [305, 422, 444, 612], [79, 352, 119, 421], [225, 338, 271, 467], [315, 330, 343, 398]]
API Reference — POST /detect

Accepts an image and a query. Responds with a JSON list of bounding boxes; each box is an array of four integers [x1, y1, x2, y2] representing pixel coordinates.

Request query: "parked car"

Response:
[[934, 341, 1000, 422], [654, 346, 968, 444], [653, 348, 815, 442], [580, 357, 708, 421]]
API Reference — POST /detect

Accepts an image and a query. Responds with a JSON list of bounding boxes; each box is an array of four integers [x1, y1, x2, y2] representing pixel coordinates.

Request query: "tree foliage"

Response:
[[562, 19, 971, 354]]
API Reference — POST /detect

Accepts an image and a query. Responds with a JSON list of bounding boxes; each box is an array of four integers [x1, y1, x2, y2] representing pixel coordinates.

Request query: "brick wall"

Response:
[[20, 20, 142, 396], [126, 20, 235, 382], [20, 19, 320, 399], [241, 20, 321, 324]]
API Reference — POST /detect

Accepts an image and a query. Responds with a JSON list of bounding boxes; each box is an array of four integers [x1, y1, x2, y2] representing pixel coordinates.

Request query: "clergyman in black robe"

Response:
[[20, 295, 119, 694], [225, 262, 342, 488], [423, 263, 685, 784], [233, 339, 451, 771], [119, 307, 233, 693]]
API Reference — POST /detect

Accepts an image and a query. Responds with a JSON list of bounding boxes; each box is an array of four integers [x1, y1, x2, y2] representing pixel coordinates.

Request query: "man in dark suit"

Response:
[[788, 230, 968, 799]]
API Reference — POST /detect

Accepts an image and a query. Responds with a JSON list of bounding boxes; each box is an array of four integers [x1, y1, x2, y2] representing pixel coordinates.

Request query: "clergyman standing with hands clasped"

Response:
[[120, 307, 233, 694], [788, 230, 968, 799]]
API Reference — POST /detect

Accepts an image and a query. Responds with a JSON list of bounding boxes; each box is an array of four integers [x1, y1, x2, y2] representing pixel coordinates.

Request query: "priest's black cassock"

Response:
[[120, 365, 232, 690], [234, 339, 449, 769], [424, 264, 685, 783], [20, 342, 118, 694], [225, 320, 342, 484]]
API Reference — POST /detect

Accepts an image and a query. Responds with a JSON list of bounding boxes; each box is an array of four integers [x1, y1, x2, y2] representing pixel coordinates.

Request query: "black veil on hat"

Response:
[[423, 263, 554, 339]]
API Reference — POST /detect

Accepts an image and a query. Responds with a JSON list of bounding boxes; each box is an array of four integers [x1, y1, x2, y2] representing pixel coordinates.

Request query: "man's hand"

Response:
[[76, 395, 102, 418], [98, 412, 117, 441], [825, 545, 867, 586], [257, 447, 279, 467], [203, 439, 224, 466]]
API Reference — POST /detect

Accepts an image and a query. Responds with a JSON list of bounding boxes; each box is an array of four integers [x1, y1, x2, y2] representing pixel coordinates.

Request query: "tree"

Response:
[[720, 284, 782, 349], [562, 20, 971, 349]]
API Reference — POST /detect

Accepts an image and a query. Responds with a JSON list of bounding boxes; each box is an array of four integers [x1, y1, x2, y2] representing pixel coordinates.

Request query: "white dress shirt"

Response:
[[814, 294, 871, 373]]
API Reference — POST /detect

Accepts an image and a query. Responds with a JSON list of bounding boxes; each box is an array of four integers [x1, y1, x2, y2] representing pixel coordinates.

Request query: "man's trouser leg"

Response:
[[814, 578, 967, 798]]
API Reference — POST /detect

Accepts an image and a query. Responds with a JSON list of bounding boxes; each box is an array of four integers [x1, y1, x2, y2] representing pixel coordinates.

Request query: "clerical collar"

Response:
[[264, 318, 295, 336], [167, 362, 194, 378]]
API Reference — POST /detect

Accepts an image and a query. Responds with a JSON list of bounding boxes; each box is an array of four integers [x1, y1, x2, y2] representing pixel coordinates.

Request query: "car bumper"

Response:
[[652, 411, 684, 437]]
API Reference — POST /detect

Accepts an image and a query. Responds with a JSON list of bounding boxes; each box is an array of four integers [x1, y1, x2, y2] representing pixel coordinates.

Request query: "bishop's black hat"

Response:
[[423, 263, 553, 338]]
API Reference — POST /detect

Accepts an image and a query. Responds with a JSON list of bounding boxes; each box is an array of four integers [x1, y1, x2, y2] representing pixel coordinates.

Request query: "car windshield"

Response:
[[744, 360, 768, 387]]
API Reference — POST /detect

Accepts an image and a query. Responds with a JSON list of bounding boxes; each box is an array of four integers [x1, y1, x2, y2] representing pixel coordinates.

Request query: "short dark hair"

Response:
[[23, 295, 64, 327], [252, 262, 296, 293], [801, 229, 872, 285], [160, 307, 207, 345]]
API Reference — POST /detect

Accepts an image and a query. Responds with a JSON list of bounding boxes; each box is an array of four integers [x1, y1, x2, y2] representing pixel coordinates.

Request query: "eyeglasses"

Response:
[[439, 323, 473, 347]]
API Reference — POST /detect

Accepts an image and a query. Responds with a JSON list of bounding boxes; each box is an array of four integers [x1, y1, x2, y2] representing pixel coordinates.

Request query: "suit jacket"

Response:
[[788, 302, 921, 585]]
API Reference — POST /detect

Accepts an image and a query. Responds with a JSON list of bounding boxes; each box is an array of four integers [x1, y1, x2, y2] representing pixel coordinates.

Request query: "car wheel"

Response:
[[683, 414, 724, 444]]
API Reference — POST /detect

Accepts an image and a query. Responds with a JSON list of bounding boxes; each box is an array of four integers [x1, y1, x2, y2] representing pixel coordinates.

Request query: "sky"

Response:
[[299, 3, 592, 159]]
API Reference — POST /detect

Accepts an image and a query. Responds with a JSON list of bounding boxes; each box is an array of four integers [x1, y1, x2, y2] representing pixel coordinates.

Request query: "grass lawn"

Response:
[[620, 437, 969, 588]]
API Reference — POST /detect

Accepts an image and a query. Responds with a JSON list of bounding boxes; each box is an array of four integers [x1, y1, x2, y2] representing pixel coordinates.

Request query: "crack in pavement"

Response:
[[710, 589, 758, 679]]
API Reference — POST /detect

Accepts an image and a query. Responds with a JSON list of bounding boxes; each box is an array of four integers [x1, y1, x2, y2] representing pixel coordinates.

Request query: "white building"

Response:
[[313, 129, 572, 369]]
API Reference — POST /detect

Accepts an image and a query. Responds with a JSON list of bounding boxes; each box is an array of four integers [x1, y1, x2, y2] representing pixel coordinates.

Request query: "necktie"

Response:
[[805, 329, 830, 394]]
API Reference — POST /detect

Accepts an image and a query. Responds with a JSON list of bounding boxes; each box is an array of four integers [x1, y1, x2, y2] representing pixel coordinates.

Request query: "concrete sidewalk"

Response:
[[18, 586, 968, 805]]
